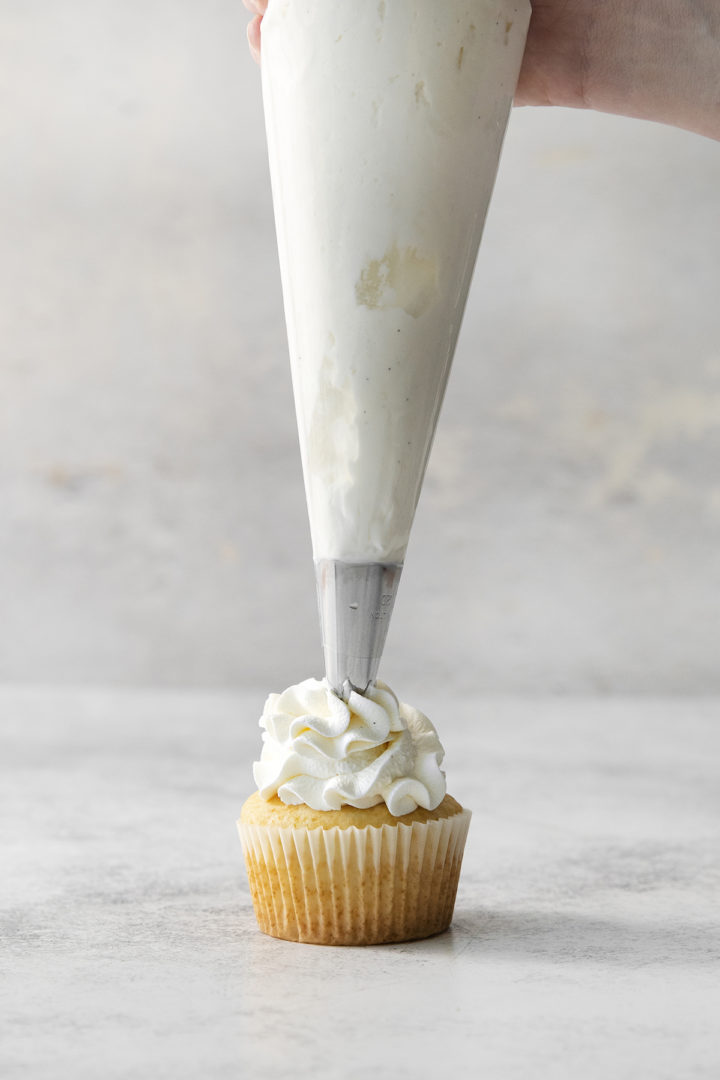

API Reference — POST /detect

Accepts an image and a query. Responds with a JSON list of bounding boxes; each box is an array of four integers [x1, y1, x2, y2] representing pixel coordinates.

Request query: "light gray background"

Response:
[[2, 0, 720, 694]]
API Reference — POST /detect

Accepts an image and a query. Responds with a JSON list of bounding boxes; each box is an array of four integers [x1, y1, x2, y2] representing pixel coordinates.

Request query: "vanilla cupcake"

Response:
[[238, 679, 470, 945]]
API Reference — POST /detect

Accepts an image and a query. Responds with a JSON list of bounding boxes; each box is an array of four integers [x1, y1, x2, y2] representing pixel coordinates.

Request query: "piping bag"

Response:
[[260, 0, 531, 697]]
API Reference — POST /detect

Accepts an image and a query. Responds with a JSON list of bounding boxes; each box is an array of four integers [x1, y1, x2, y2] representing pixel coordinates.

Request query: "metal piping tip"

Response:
[[315, 559, 403, 698]]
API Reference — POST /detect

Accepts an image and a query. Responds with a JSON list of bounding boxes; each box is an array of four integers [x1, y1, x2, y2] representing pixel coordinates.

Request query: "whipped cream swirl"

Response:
[[253, 678, 446, 817]]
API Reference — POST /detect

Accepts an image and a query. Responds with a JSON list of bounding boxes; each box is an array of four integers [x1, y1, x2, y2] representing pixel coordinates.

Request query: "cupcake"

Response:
[[238, 679, 470, 945]]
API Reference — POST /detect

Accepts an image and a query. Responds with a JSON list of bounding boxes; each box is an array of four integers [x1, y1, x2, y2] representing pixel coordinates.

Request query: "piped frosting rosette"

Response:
[[253, 678, 447, 816]]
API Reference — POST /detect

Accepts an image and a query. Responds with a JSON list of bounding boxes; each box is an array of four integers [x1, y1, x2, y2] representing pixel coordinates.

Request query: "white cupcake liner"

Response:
[[238, 809, 471, 945]]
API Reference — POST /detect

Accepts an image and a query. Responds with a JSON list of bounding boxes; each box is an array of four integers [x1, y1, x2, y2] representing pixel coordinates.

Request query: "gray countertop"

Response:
[[2, 687, 719, 1078]]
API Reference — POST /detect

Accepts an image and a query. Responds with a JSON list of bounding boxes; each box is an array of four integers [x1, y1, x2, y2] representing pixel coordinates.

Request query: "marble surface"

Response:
[[2, 686, 719, 1079]]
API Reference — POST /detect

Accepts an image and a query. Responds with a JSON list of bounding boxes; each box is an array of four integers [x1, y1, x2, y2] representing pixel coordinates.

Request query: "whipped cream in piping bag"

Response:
[[253, 679, 446, 816], [262, 0, 531, 562], [253, 6, 530, 803]]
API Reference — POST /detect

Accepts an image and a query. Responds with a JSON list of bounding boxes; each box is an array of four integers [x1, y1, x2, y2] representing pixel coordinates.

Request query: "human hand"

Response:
[[243, 1, 720, 141], [516, 0, 720, 140], [243, 0, 266, 65]]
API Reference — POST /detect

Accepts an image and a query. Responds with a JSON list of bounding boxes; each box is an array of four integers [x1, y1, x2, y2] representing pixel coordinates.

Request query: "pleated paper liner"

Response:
[[238, 809, 471, 945]]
